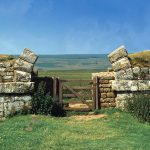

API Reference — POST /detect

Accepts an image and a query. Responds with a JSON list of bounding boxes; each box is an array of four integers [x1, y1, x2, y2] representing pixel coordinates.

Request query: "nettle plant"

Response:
[[31, 81, 65, 117], [126, 93, 150, 123]]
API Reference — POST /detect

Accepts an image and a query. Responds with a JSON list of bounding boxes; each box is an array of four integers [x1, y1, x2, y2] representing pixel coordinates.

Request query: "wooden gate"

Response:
[[53, 77, 100, 111]]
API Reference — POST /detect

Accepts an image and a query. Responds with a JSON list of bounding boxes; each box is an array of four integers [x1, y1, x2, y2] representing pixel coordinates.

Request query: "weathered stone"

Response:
[[107, 92, 116, 98], [20, 48, 38, 64], [138, 80, 150, 91], [101, 98, 115, 102], [115, 68, 134, 80], [0, 71, 14, 77], [115, 93, 133, 109], [125, 68, 133, 79], [101, 103, 109, 107], [14, 95, 31, 102], [14, 58, 33, 73], [108, 45, 128, 63], [145, 74, 150, 80], [141, 67, 149, 74], [99, 80, 109, 84], [2, 76, 13, 80], [0, 75, 2, 82], [101, 93, 107, 98], [92, 72, 115, 80], [0, 97, 4, 102], [0, 61, 12, 68], [0, 103, 3, 110], [0, 82, 34, 93], [112, 80, 138, 91], [114, 70, 126, 80], [112, 57, 131, 71], [0, 68, 6, 72], [99, 84, 111, 88], [103, 88, 111, 92], [101, 102, 116, 107], [133, 67, 140, 74], [14, 70, 31, 82]]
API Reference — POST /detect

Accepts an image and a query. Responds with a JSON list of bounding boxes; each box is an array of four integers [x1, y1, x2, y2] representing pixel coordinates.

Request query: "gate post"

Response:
[[96, 77, 101, 109], [59, 79, 63, 106], [53, 77, 57, 97], [93, 77, 96, 110]]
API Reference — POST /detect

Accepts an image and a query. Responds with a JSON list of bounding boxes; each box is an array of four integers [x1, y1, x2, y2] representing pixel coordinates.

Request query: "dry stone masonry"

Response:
[[92, 72, 116, 108], [93, 45, 150, 109], [0, 48, 38, 119]]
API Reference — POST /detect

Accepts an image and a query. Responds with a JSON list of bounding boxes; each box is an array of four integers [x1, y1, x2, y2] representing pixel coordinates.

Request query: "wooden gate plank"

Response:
[[63, 84, 92, 110], [96, 77, 100, 109], [59, 80, 63, 106]]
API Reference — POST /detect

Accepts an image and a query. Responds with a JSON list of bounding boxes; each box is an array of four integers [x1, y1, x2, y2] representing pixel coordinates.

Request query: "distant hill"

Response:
[[129, 50, 150, 67]]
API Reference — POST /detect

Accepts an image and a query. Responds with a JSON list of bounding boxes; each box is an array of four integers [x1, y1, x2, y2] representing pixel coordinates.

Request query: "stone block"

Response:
[[133, 67, 140, 74], [112, 80, 138, 91], [145, 74, 150, 80], [103, 88, 111, 92], [108, 45, 128, 63], [115, 93, 133, 109], [115, 68, 133, 80], [0, 75, 2, 82], [101, 103, 109, 107], [0, 82, 34, 93], [101, 93, 107, 98], [14, 70, 31, 82], [99, 84, 111, 88], [14, 58, 33, 73], [0, 97, 4, 102], [141, 67, 149, 74], [107, 92, 116, 98], [20, 48, 38, 64], [0, 103, 3, 111], [99, 80, 109, 84], [14, 95, 31, 102], [138, 80, 150, 91], [2, 76, 13, 80], [101, 98, 115, 102], [92, 72, 115, 80], [112, 57, 131, 71], [0, 62, 12, 68]]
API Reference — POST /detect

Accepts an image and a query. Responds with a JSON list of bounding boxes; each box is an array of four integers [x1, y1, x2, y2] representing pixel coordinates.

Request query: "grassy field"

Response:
[[38, 69, 103, 79], [0, 109, 150, 150]]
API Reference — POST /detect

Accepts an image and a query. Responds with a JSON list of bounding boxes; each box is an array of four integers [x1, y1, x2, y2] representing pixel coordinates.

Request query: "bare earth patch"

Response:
[[71, 114, 107, 121]]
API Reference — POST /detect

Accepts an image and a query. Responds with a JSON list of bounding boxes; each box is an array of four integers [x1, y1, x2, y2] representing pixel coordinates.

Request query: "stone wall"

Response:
[[109, 46, 150, 109], [93, 45, 150, 109], [0, 49, 38, 119], [92, 72, 116, 108]]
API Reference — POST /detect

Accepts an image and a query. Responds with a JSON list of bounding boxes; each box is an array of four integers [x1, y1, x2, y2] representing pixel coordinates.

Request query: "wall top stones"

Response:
[[0, 48, 38, 93], [20, 48, 38, 64], [108, 45, 128, 63], [92, 72, 115, 80]]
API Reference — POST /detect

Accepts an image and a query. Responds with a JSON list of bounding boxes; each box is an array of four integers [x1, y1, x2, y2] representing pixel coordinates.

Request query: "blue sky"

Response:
[[0, 0, 150, 54]]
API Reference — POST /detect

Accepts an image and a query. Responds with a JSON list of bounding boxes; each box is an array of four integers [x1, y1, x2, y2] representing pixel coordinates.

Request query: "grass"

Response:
[[129, 50, 150, 67], [0, 109, 150, 150], [38, 69, 104, 79]]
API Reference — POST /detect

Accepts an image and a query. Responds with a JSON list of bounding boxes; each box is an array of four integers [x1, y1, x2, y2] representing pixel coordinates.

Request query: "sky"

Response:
[[0, 0, 150, 54]]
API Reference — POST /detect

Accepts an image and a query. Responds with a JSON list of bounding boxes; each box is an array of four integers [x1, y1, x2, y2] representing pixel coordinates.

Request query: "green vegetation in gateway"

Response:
[[0, 109, 150, 150]]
